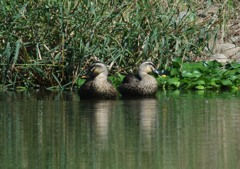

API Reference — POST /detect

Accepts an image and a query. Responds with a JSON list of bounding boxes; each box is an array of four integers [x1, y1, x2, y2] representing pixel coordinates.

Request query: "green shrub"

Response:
[[158, 59, 240, 90]]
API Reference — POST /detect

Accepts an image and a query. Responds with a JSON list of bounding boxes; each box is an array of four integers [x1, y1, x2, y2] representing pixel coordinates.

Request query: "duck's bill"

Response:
[[153, 69, 169, 77], [81, 75, 89, 79], [81, 70, 94, 79]]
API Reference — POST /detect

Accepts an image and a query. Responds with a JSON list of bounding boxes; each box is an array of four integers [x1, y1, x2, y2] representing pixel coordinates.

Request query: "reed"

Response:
[[0, 0, 239, 90]]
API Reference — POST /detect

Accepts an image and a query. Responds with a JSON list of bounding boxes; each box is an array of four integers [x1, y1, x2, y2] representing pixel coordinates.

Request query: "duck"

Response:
[[78, 62, 117, 99], [119, 61, 162, 97]]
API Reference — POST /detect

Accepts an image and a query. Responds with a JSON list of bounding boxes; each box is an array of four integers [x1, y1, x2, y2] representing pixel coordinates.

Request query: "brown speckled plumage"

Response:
[[119, 61, 160, 97], [78, 62, 117, 99]]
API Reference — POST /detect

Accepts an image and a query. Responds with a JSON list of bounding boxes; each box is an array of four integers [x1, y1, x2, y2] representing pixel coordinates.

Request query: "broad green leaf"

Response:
[[221, 79, 232, 86], [182, 71, 192, 78], [182, 62, 207, 72], [172, 57, 183, 68], [167, 78, 180, 87], [182, 70, 201, 78], [223, 70, 237, 77], [195, 85, 205, 90], [192, 70, 202, 78], [226, 62, 240, 69], [203, 60, 222, 68], [195, 80, 205, 85], [229, 76, 238, 81], [230, 86, 238, 91], [170, 68, 179, 76]]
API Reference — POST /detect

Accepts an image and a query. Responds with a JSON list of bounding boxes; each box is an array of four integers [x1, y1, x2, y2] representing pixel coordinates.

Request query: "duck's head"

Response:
[[138, 61, 162, 76], [85, 62, 108, 79]]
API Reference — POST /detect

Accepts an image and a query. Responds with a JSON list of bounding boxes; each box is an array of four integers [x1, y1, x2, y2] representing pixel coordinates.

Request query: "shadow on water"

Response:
[[0, 90, 240, 169]]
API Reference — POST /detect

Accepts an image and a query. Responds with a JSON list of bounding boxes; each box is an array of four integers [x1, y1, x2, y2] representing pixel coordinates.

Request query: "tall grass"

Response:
[[0, 0, 239, 89]]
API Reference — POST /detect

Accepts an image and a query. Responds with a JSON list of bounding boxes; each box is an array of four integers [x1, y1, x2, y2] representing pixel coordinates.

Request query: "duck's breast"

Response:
[[137, 75, 158, 95], [92, 79, 117, 98]]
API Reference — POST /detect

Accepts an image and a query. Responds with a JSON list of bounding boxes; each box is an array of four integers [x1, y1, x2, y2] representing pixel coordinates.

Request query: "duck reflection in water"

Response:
[[139, 98, 158, 148], [123, 98, 158, 149], [81, 100, 116, 146], [93, 100, 115, 144]]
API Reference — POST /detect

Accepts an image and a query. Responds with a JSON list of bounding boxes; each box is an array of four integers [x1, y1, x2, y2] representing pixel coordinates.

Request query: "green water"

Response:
[[0, 90, 240, 169]]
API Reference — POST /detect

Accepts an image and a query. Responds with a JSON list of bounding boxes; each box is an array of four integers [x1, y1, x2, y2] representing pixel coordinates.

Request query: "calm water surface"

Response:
[[0, 90, 240, 169]]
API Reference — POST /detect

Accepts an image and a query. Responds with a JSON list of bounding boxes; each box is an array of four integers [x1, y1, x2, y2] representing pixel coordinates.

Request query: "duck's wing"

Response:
[[105, 79, 118, 98], [79, 78, 117, 99], [106, 84, 118, 99], [119, 74, 141, 97], [78, 79, 94, 98], [121, 73, 141, 84]]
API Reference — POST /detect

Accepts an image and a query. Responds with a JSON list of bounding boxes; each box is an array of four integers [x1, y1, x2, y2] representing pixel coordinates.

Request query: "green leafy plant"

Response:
[[158, 59, 240, 90]]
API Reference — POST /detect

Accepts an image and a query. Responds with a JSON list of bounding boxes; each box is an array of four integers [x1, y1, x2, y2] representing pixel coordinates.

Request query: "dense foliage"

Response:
[[0, 0, 239, 90], [157, 59, 240, 90]]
